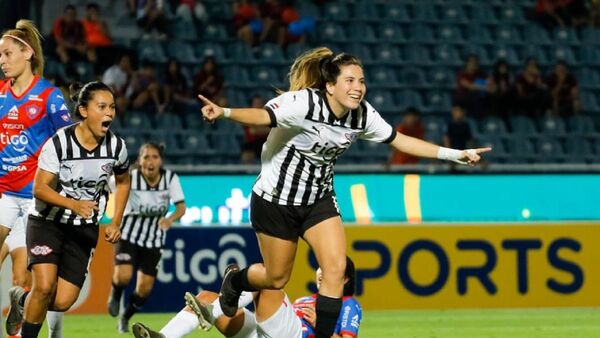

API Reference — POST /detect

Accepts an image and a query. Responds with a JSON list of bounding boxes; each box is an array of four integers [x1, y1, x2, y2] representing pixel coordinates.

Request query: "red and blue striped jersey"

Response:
[[0, 76, 72, 198], [294, 294, 363, 338]]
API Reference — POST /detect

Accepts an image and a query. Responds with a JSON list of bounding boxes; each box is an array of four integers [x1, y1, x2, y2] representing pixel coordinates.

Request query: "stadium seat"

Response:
[[256, 43, 286, 64], [318, 22, 347, 42], [506, 137, 536, 163], [223, 66, 251, 87], [466, 24, 494, 44], [122, 132, 145, 158], [581, 27, 600, 45], [568, 115, 596, 135], [250, 66, 283, 87], [125, 111, 153, 130], [477, 136, 508, 163], [348, 43, 373, 64], [580, 91, 600, 113], [479, 116, 509, 136], [423, 91, 452, 113], [428, 67, 455, 89], [167, 41, 200, 64], [471, 4, 498, 24], [177, 130, 214, 157], [437, 25, 464, 44], [370, 66, 399, 86], [554, 28, 580, 45], [397, 90, 424, 111], [404, 45, 432, 66], [372, 44, 403, 66], [538, 116, 567, 136], [564, 137, 593, 163], [534, 137, 565, 163], [297, 1, 320, 18], [377, 23, 406, 43], [510, 116, 538, 135], [439, 4, 468, 23], [422, 116, 445, 144], [201, 23, 229, 41], [323, 2, 349, 20], [366, 90, 396, 111], [211, 133, 241, 159], [490, 45, 520, 65], [151, 131, 180, 154], [412, 3, 438, 22], [381, 3, 410, 22], [398, 68, 426, 87], [352, 1, 380, 20], [170, 20, 197, 41], [462, 45, 492, 66], [137, 41, 167, 63], [347, 24, 377, 43], [579, 46, 600, 66], [432, 45, 462, 66], [522, 26, 552, 46], [498, 5, 525, 23], [205, 2, 232, 20], [155, 112, 184, 131], [227, 42, 255, 63], [549, 45, 578, 65], [520, 45, 550, 66], [408, 24, 436, 43], [495, 26, 523, 45], [576, 68, 600, 89], [196, 43, 226, 62]]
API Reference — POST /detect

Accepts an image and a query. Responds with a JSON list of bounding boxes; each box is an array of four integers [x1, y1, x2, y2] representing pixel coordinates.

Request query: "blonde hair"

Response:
[[2, 20, 44, 76], [287, 47, 363, 92]]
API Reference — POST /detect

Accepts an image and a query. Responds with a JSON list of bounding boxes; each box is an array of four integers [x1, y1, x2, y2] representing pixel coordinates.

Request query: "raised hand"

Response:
[[460, 147, 492, 166], [198, 95, 224, 123]]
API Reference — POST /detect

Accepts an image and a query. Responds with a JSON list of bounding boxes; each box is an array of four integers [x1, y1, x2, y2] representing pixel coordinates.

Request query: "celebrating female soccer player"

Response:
[[7, 81, 130, 338], [0, 19, 74, 337], [198, 47, 491, 338], [107, 142, 186, 333], [132, 256, 361, 338]]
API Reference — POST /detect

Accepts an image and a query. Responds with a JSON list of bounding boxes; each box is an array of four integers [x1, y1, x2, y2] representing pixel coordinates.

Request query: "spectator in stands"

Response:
[[52, 5, 93, 65], [488, 59, 514, 121], [546, 60, 580, 117], [241, 95, 270, 164], [102, 54, 133, 115], [164, 59, 196, 113], [515, 57, 550, 118], [233, 0, 261, 46], [389, 107, 425, 165], [453, 55, 488, 120], [444, 106, 473, 151], [280, 2, 313, 47], [193, 56, 224, 102], [127, 62, 167, 114], [529, 0, 567, 29], [82, 3, 113, 72], [134, 0, 168, 39], [258, 0, 284, 45]]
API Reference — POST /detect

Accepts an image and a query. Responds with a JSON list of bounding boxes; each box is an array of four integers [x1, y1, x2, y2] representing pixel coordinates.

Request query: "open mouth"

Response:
[[100, 120, 112, 132]]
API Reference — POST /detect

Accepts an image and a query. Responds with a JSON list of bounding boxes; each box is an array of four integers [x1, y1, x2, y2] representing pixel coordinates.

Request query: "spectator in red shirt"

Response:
[[453, 55, 489, 119], [515, 57, 550, 118], [241, 95, 271, 164], [546, 60, 580, 117], [389, 107, 425, 165], [193, 56, 224, 102], [52, 5, 93, 64]]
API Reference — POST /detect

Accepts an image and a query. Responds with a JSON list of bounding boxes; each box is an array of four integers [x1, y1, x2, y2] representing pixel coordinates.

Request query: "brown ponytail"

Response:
[[2, 19, 44, 76]]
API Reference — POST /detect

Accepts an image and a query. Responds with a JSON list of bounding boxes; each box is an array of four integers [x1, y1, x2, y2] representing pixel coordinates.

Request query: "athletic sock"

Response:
[[314, 294, 342, 338], [209, 291, 254, 321], [231, 268, 257, 293], [123, 293, 148, 320], [21, 321, 43, 338], [159, 310, 199, 338], [111, 282, 125, 302], [47, 311, 64, 338]]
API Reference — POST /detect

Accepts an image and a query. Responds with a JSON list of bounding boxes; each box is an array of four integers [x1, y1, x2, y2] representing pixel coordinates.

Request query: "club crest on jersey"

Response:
[[23, 104, 42, 119], [101, 163, 114, 173], [61, 114, 70, 122], [345, 132, 358, 142], [7, 106, 19, 120]]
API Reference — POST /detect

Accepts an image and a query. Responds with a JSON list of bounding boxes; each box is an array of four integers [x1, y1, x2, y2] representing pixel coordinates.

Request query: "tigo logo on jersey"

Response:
[[0, 132, 29, 152], [7, 106, 18, 120], [30, 245, 53, 256]]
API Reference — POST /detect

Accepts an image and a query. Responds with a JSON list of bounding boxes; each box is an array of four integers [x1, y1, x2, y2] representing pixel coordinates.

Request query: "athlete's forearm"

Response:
[[390, 133, 441, 159], [111, 172, 131, 224], [166, 202, 186, 223], [226, 108, 272, 126], [34, 184, 77, 211]]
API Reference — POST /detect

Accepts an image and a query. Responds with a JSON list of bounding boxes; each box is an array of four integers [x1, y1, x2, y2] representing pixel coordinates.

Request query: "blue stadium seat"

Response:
[[352, 1, 380, 20], [576, 68, 600, 89], [437, 25, 464, 44], [201, 23, 229, 41], [170, 20, 197, 41], [522, 26, 552, 46], [196, 43, 226, 62], [205, 2, 232, 20], [490, 45, 519, 65], [564, 137, 593, 163], [286, 43, 308, 60], [167, 41, 200, 64], [183, 111, 206, 131], [549, 45, 578, 65], [211, 133, 241, 158], [432, 45, 462, 66], [498, 5, 525, 23], [366, 90, 396, 111], [439, 4, 468, 23], [428, 67, 455, 89], [372, 44, 403, 65], [122, 132, 145, 158], [125, 111, 153, 130], [318, 22, 347, 42], [422, 116, 445, 144], [554, 28, 580, 45], [223, 88, 249, 107], [256, 43, 286, 64], [398, 68, 426, 87], [382, 3, 410, 22], [227, 42, 255, 63], [462, 45, 492, 66], [520, 46, 550, 66], [370, 66, 399, 86], [479, 116, 509, 136], [477, 136, 508, 163], [581, 27, 600, 45], [404, 45, 432, 66], [151, 131, 180, 153], [177, 130, 214, 157], [580, 91, 600, 113], [348, 24, 377, 43], [495, 26, 523, 45], [506, 137, 536, 163], [466, 24, 493, 44], [250, 66, 283, 86], [568, 115, 596, 135], [412, 3, 438, 22], [510, 116, 538, 135], [377, 23, 406, 43], [397, 90, 424, 111], [423, 91, 452, 113], [538, 116, 567, 136], [297, 2, 320, 18], [223, 66, 251, 86], [155, 113, 184, 131], [471, 4, 498, 24], [535, 137, 565, 163], [323, 2, 349, 20], [579, 46, 600, 66], [408, 24, 436, 43], [137, 41, 167, 63], [347, 43, 373, 64]]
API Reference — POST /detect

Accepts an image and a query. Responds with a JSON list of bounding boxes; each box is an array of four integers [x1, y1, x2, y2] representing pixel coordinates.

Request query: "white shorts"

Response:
[[257, 295, 303, 338], [0, 194, 32, 251]]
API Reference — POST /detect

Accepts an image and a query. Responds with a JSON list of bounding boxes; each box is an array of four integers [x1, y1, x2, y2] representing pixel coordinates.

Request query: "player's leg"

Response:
[[254, 290, 303, 338], [108, 240, 136, 317], [301, 192, 347, 338], [184, 290, 256, 334]]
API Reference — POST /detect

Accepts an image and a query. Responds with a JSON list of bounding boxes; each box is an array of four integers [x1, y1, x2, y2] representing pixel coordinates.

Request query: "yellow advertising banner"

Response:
[[286, 223, 600, 309]]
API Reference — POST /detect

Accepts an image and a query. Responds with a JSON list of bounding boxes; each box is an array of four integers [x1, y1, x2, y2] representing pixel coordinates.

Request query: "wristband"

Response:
[[437, 147, 463, 161], [223, 108, 231, 118]]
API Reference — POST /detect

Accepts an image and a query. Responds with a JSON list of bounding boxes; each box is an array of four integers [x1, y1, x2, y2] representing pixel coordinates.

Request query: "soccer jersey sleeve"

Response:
[[359, 101, 396, 144], [169, 173, 185, 204], [337, 297, 362, 338], [47, 88, 73, 130], [114, 140, 130, 175], [263, 90, 307, 129], [37, 139, 60, 174]]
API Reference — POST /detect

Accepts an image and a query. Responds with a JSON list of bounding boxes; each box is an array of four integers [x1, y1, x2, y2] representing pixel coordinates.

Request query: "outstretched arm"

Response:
[[199, 95, 272, 126], [390, 133, 491, 166]]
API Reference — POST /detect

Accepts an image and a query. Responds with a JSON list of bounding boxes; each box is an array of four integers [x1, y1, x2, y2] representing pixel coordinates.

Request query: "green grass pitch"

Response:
[[54, 308, 600, 337]]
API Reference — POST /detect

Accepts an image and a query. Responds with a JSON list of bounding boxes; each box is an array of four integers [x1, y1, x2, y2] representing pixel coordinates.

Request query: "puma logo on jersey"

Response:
[[312, 126, 323, 136]]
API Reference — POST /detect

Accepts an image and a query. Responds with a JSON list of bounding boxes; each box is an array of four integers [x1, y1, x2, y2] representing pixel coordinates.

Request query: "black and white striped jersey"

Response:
[[254, 88, 396, 206], [31, 124, 129, 225], [120, 168, 184, 248]]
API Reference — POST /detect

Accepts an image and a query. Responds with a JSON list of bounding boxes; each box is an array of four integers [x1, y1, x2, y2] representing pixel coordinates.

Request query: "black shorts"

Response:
[[26, 216, 98, 288], [114, 240, 162, 277], [250, 190, 341, 241]]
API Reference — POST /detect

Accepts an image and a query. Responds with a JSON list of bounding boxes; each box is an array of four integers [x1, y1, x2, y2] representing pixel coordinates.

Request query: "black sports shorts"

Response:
[[250, 190, 341, 240], [114, 239, 162, 277], [26, 215, 98, 288]]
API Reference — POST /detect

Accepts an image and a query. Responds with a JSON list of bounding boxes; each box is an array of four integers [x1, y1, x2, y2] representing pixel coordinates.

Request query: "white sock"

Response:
[[210, 291, 254, 320], [47, 311, 64, 338], [160, 310, 199, 338]]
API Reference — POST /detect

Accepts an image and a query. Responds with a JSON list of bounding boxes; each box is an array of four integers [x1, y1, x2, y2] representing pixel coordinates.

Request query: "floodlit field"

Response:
[[54, 308, 600, 337]]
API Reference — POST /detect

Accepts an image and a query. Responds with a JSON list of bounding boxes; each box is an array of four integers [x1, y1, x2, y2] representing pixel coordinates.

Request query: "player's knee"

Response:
[[323, 258, 346, 281], [267, 273, 290, 289], [31, 282, 56, 300], [197, 290, 218, 304], [52, 297, 76, 312]]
